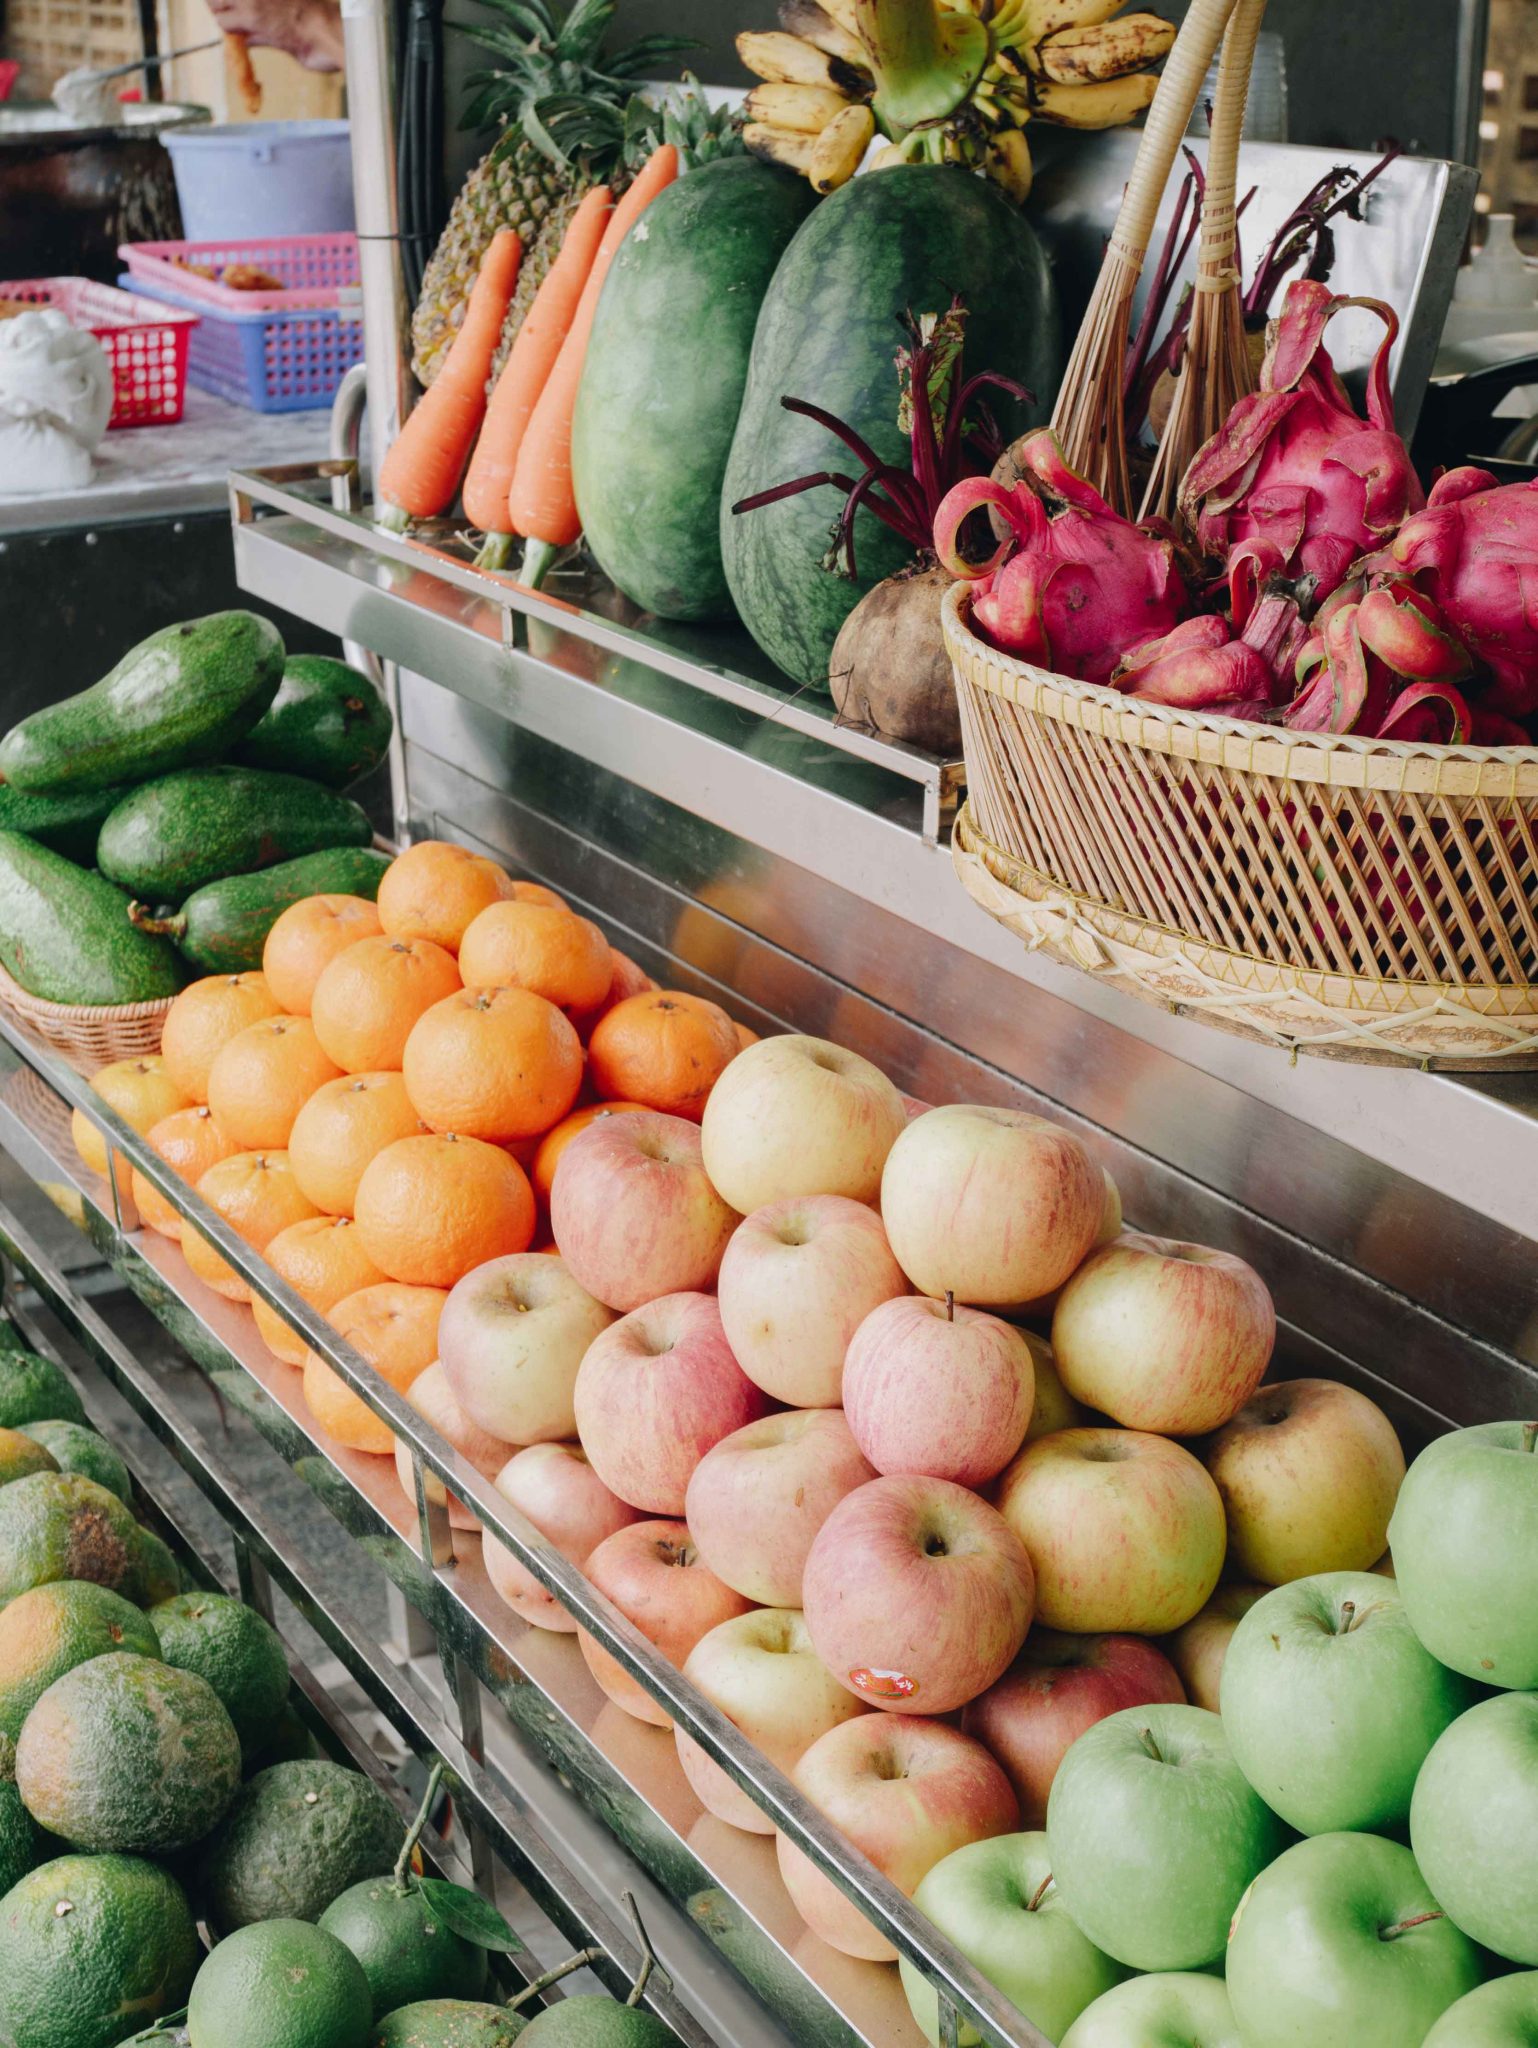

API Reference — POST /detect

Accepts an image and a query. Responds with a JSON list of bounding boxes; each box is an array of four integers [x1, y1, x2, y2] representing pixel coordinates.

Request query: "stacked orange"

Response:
[[80, 836, 750, 1471]]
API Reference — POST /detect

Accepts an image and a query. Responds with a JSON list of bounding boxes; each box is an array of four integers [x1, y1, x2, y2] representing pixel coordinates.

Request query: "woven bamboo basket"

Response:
[[0, 958, 173, 1076], [947, 586, 1538, 1068]]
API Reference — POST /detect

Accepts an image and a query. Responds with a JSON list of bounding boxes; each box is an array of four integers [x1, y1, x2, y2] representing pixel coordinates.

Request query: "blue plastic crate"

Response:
[[120, 272, 363, 414]]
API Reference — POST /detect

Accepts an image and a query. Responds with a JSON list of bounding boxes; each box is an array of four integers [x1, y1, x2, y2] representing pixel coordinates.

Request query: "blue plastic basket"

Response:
[[120, 273, 362, 414]]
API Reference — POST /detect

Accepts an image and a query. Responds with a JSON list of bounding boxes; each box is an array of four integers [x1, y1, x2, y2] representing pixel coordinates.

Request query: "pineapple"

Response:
[[410, 0, 696, 385]]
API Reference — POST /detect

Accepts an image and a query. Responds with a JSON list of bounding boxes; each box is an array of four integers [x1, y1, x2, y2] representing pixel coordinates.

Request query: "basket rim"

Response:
[[943, 582, 1538, 795]]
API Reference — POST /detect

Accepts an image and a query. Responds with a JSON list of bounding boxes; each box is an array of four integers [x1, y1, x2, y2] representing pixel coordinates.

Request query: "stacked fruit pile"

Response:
[[0, 613, 395, 1009], [0, 1333, 678, 2048]]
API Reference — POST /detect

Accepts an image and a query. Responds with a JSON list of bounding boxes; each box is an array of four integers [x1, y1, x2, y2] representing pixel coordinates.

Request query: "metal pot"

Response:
[[0, 100, 209, 281]]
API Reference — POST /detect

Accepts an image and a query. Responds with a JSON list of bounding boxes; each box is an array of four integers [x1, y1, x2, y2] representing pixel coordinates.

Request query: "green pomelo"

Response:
[[197, 1761, 404, 1930], [0, 1580, 161, 1739], [150, 1593, 289, 1751], [128, 1528, 181, 1606], [517, 2003, 679, 2046], [0, 1429, 58, 1489], [0, 1352, 87, 1430], [187, 1918, 371, 2048], [0, 1734, 43, 1897], [320, 1877, 487, 2013], [373, 2003, 527, 2047], [19, 1423, 131, 1504], [0, 1474, 139, 1605]]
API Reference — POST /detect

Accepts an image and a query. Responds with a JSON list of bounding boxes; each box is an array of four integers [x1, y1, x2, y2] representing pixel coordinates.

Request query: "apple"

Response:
[[683, 1409, 875, 1608], [576, 1517, 751, 1728], [1022, 1334, 1087, 1442], [572, 1291, 769, 1515], [1424, 1975, 1538, 2047], [699, 1035, 908, 1213], [1225, 1834, 1483, 2048], [802, 1474, 1034, 1715], [776, 1715, 1019, 1962], [996, 1428, 1226, 1635], [1046, 1703, 1289, 1971], [1060, 1973, 1241, 2048], [843, 1297, 1035, 1487], [481, 1442, 639, 1631], [903, 1095, 933, 1120], [879, 1105, 1104, 1310], [674, 1608, 867, 1835], [1163, 1583, 1267, 1711], [1411, 1692, 1538, 1967], [962, 1630, 1186, 1828], [1203, 1379, 1405, 1586], [900, 1832, 1129, 2047], [549, 1110, 739, 1314], [1388, 1419, 1538, 1689], [1051, 1236, 1275, 1435], [715, 1195, 907, 1408], [1011, 1172, 1125, 1325], [1220, 1572, 1476, 1836], [437, 1253, 613, 1446], [391, 1363, 514, 1532]]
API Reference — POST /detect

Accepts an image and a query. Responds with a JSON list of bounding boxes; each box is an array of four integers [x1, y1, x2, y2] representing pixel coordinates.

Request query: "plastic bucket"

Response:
[[163, 120, 354, 239]]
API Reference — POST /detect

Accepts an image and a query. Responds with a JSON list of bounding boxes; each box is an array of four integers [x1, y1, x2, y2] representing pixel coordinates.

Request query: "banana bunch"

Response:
[[739, 0, 1174, 204]]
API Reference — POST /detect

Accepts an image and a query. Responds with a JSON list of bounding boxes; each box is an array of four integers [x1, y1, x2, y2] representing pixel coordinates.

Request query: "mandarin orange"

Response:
[[571, 948, 660, 1038], [401, 986, 583, 1143], [252, 1213, 388, 1365], [585, 990, 741, 1122], [310, 935, 461, 1073], [206, 1015, 343, 1151], [301, 1280, 447, 1453], [131, 1105, 239, 1241], [287, 1071, 425, 1216], [71, 1056, 190, 1183], [159, 973, 280, 1101], [375, 839, 515, 951], [510, 880, 567, 911], [457, 901, 612, 1012], [262, 893, 383, 1015], [182, 1151, 320, 1303], [354, 1132, 536, 1288]]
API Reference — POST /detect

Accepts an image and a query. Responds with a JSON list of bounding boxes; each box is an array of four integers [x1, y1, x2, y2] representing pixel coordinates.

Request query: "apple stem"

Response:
[[1380, 1910, 1445, 1941], [1137, 1725, 1162, 1763], [1336, 1600, 1358, 1634], [1026, 1874, 1054, 1913], [1523, 1422, 1538, 1455], [944, 1290, 955, 1322]]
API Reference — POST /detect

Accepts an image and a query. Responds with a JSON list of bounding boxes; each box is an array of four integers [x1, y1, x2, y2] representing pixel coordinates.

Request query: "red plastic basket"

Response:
[[2, 277, 198, 428], [117, 234, 360, 314]]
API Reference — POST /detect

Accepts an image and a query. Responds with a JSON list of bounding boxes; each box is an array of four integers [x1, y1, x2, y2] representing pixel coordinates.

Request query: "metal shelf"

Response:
[[0, 1014, 1053, 2048]]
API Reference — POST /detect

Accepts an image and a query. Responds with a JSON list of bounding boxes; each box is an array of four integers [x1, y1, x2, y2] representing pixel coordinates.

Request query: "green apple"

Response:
[[1226, 1833, 1484, 2048], [1164, 1583, 1267, 1711], [1046, 1703, 1288, 1971], [1411, 1692, 1538, 1966], [1389, 1420, 1538, 1689], [1423, 1973, 1538, 2046], [899, 1831, 1128, 2047], [1060, 1974, 1241, 2048], [1220, 1572, 1476, 1835]]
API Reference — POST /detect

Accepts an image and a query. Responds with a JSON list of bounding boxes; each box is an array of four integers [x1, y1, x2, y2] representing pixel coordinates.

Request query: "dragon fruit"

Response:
[[1112, 615, 1275, 712], [1389, 468, 1538, 716], [1181, 280, 1424, 601], [935, 431, 1185, 683], [1284, 579, 1474, 740]]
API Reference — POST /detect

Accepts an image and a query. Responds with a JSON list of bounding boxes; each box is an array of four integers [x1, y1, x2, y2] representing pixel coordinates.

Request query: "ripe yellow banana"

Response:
[[737, 29, 872, 95], [1029, 71, 1159, 124], [811, 102, 877, 189], [777, 0, 870, 69], [745, 81, 852, 130], [983, 124, 1034, 202], [1036, 13, 1174, 81]]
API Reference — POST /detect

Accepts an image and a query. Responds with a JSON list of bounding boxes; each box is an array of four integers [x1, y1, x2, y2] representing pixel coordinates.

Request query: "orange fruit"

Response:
[[511, 880, 567, 911], [288, 1071, 426, 1216], [301, 1281, 447, 1454], [131, 1105, 239, 1241], [402, 987, 583, 1143], [262, 893, 384, 1015], [457, 901, 612, 1013], [182, 1151, 320, 1303], [160, 973, 280, 1101], [734, 1022, 759, 1052], [586, 990, 741, 1122], [252, 1214, 387, 1365], [376, 840, 516, 952], [572, 948, 660, 1038], [71, 1056, 190, 1182], [530, 1101, 649, 1208], [354, 1132, 536, 1289], [310, 935, 461, 1073], [206, 1015, 343, 1151]]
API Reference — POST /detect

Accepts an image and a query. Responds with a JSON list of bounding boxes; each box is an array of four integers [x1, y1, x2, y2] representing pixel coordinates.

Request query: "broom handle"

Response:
[[1110, 0, 1242, 266], [1195, 0, 1266, 292]]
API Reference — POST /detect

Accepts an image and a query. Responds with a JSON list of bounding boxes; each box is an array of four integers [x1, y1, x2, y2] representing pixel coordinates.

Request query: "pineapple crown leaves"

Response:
[[519, 75, 742, 178], [452, 0, 697, 134]]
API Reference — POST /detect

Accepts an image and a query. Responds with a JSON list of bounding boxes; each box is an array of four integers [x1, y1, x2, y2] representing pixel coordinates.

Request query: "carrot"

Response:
[[464, 186, 613, 570], [509, 143, 680, 588], [378, 227, 523, 529]]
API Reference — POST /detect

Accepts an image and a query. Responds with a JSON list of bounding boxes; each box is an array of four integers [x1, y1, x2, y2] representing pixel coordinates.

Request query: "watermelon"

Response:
[[573, 158, 817, 624], [721, 165, 1062, 687]]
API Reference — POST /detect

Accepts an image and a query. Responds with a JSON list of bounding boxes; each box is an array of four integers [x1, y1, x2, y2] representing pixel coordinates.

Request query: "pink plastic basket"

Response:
[[117, 234, 360, 313], [0, 60, 18, 100], [1, 277, 198, 428]]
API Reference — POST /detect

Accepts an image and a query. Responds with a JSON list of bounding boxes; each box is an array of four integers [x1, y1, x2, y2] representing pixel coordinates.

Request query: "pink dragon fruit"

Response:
[[1284, 579, 1474, 740], [1181, 280, 1424, 601], [935, 430, 1185, 683], [1112, 615, 1276, 712], [1389, 468, 1538, 715]]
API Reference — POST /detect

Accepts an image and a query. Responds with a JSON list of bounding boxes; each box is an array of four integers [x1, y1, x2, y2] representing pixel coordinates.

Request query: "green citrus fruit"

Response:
[[373, 2002, 527, 2046], [0, 1851, 199, 2048], [150, 1593, 290, 1752], [0, 1474, 140, 1606], [197, 1761, 405, 1930], [128, 1528, 180, 1606], [0, 1353, 86, 1431], [321, 1877, 488, 2013], [18, 1423, 131, 1505], [16, 1652, 241, 1853], [0, 1581, 162, 1740], [187, 1919, 371, 2048], [0, 1427, 57, 1490], [517, 2004, 678, 2046], [0, 1732, 43, 1897]]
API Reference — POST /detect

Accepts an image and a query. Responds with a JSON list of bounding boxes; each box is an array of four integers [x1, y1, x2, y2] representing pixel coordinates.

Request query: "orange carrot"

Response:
[[463, 186, 613, 569], [378, 226, 523, 528], [509, 144, 680, 587]]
